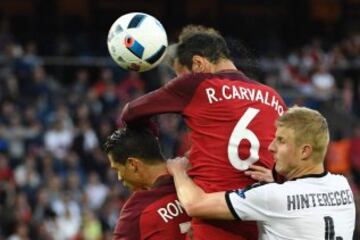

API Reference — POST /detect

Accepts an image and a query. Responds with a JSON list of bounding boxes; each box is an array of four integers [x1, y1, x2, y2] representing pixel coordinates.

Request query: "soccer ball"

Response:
[[107, 12, 168, 72]]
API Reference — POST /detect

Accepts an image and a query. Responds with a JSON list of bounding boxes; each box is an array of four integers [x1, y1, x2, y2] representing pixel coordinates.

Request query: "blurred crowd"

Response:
[[0, 23, 359, 239]]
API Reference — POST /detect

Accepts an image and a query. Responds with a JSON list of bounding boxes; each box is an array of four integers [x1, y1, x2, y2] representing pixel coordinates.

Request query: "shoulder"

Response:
[[161, 73, 216, 103], [226, 182, 284, 220], [172, 72, 216, 83], [228, 182, 275, 203], [323, 172, 352, 187], [121, 186, 172, 214], [129, 177, 177, 212], [165, 73, 214, 90], [326, 172, 348, 180], [118, 187, 176, 223], [238, 181, 295, 202]]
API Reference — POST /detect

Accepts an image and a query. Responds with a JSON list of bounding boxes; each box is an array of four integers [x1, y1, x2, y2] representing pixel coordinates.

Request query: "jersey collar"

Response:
[[290, 171, 328, 181], [152, 174, 173, 188]]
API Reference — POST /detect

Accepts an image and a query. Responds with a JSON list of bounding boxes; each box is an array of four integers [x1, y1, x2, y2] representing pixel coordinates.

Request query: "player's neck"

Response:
[[286, 163, 325, 180], [212, 59, 237, 72], [143, 163, 168, 189]]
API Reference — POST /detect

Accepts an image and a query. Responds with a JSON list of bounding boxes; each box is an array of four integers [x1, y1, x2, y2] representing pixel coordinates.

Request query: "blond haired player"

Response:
[[168, 106, 356, 240]]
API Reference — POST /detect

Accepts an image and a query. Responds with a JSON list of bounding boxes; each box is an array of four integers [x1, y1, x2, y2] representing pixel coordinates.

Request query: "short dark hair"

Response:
[[178, 25, 220, 42], [104, 127, 164, 165], [176, 32, 231, 69]]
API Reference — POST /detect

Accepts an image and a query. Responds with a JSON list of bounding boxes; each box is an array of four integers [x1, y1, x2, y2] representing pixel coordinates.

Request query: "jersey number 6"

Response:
[[228, 107, 260, 171]]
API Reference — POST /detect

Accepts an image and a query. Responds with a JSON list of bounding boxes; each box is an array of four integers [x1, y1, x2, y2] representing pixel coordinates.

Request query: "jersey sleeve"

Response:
[[225, 183, 272, 221], [118, 73, 206, 126], [113, 212, 140, 240]]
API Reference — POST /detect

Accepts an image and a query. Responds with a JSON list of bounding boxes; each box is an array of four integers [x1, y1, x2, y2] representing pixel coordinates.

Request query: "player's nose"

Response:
[[268, 139, 276, 153], [117, 172, 122, 181]]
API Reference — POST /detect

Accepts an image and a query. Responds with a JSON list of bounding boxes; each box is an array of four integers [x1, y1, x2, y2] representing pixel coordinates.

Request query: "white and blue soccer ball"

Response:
[[107, 12, 168, 72]]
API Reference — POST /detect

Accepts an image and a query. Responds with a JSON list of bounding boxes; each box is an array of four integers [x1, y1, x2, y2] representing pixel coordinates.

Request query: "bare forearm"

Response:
[[168, 157, 234, 220], [172, 169, 234, 220], [172, 169, 205, 214]]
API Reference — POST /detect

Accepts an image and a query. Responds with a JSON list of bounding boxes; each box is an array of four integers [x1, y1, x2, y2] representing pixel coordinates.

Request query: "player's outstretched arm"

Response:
[[167, 157, 235, 220], [118, 75, 191, 126]]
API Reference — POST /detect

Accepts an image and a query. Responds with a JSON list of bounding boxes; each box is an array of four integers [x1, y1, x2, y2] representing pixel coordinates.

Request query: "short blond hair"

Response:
[[276, 106, 330, 162]]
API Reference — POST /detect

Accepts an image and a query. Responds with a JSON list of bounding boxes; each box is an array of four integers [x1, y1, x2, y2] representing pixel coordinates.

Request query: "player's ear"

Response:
[[192, 55, 207, 73], [127, 157, 141, 172], [300, 144, 313, 161]]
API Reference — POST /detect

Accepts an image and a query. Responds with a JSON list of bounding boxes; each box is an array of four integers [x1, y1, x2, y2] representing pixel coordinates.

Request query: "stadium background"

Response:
[[0, 0, 359, 239]]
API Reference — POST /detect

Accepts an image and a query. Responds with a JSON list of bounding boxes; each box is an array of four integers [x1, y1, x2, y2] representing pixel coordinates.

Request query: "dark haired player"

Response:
[[118, 26, 287, 240], [104, 128, 191, 240]]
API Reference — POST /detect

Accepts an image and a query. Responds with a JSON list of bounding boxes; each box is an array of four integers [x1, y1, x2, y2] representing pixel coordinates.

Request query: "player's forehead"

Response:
[[107, 154, 123, 167], [275, 126, 295, 139]]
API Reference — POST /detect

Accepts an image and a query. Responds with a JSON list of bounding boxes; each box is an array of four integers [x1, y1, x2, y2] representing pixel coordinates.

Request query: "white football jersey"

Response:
[[226, 172, 355, 240]]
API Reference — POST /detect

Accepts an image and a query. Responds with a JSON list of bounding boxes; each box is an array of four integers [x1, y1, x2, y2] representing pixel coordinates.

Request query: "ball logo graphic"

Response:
[[107, 12, 168, 72]]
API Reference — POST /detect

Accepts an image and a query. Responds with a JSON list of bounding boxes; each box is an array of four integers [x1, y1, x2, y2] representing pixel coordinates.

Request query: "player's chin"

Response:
[[274, 163, 283, 174]]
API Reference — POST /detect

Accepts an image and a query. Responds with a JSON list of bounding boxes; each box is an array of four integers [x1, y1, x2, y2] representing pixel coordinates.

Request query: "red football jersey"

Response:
[[120, 70, 287, 240], [114, 175, 191, 240]]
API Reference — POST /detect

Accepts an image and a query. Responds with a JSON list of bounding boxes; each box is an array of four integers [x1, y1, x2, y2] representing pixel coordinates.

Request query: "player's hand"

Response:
[[245, 165, 274, 183], [167, 156, 189, 176]]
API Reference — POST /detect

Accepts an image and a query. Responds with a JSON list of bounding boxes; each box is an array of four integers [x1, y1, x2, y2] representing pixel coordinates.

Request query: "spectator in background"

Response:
[[311, 64, 336, 101], [51, 192, 81, 222], [116, 71, 144, 102], [29, 66, 61, 103], [72, 68, 91, 96], [341, 78, 354, 114], [64, 170, 84, 203], [80, 209, 103, 240], [46, 175, 63, 207], [85, 172, 109, 211], [22, 41, 43, 70], [93, 68, 115, 97], [56, 198, 81, 239], [47, 104, 74, 130], [32, 188, 51, 223], [7, 222, 30, 240], [0, 114, 40, 162], [0, 154, 13, 182], [14, 154, 41, 199], [96, 119, 114, 145], [3, 74, 19, 99], [44, 119, 73, 160], [13, 193, 32, 224], [73, 119, 99, 155]]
